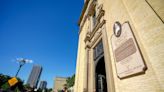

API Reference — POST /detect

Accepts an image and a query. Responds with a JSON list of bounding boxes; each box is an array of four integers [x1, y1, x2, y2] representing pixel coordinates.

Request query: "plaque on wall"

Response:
[[111, 22, 146, 78]]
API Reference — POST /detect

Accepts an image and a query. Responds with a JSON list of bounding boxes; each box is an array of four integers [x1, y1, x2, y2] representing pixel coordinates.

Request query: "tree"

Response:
[[0, 73, 26, 92], [47, 88, 53, 92], [0, 74, 11, 90], [66, 74, 75, 88], [0, 74, 11, 86]]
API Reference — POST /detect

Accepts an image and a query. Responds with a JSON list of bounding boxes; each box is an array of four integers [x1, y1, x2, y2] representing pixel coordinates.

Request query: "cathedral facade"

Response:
[[74, 0, 164, 92]]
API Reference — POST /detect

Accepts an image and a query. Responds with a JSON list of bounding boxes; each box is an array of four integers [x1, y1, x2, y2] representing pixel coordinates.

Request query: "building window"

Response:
[[94, 40, 104, 60]]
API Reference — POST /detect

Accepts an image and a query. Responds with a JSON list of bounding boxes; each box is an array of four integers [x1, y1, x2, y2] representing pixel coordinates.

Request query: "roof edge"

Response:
[[78, 0, 90, 26]]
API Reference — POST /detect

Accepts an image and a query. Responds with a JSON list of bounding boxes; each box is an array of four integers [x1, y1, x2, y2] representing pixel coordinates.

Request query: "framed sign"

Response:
[[8, 77, 18, 87], [111, 22, 146, 78]]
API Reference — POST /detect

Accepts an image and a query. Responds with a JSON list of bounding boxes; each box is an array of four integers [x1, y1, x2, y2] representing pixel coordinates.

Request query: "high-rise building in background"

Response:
[[27, 65, 42, 88], [39, 81, 47, 90]]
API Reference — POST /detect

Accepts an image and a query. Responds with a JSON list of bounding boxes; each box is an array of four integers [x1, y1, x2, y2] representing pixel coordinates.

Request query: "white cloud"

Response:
[[25, 59, 33, 63], [16, 58, 33, 64], [16, 58, 23, 62]]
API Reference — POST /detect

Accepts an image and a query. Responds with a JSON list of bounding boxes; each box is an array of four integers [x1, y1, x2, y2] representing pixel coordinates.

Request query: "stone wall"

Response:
[[74, 0, 164, 92]]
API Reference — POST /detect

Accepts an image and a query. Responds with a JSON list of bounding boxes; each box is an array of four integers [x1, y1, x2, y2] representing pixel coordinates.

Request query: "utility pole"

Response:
[[15, 58, 32, 77], [15, 59, 26, 77]]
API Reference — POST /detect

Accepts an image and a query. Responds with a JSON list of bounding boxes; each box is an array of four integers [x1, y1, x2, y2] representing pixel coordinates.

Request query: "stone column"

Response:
[[91, 49, 96, 92], [83, 29, 91, 92], [83, 47, 89, 92]]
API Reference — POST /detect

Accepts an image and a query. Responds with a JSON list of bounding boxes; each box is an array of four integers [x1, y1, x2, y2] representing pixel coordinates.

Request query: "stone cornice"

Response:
[[78, 0, 97, 35], [90, 19, 106, 40], [78, 15, 88, 35], [78, 0, 90, 26], [84, 19, 106, 49], [90, 31, 102, 48], [87, 0, 97, 16], [83, 3, 106, 52], [96, 5, 104, 22], [79, 3, 105, 35], [84, 7, 105, 43]]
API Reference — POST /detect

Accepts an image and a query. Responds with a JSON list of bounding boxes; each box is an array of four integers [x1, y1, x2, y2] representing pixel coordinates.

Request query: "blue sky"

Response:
[[0, 0, 83, 88]]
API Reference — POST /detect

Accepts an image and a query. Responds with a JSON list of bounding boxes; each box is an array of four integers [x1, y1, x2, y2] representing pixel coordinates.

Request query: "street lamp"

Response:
[[15, 58, 32, 77]]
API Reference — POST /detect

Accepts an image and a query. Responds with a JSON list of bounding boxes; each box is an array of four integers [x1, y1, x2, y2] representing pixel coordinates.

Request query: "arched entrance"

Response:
[[95, 57, 107, 92], [93, 39, 108, 92], [86, 25, 115, 92]]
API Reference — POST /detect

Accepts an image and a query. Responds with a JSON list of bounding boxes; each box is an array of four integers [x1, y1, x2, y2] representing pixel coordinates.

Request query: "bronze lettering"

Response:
[[115, 38, 136, 62]]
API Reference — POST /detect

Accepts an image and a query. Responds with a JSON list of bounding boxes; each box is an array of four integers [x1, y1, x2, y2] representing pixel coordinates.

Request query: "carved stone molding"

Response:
[[84, 19, 105, 48], [84, 32, 91, 42], [89, 5, 105, 40], [96, 6, 105, 22], [90, 20, 106, 41], [88, 0, 97, 16], [85, 32, 91, 49], [79, 0, 97, 35], [78, 0, 90, 26], [83, 2, 106, 55]]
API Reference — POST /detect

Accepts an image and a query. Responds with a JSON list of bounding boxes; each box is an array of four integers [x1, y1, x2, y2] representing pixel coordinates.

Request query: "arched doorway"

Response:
[[95, 57, 107, 92], [94, 39, 108, 92]]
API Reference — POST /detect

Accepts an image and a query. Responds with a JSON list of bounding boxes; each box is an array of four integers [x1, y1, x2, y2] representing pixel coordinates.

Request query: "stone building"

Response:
[[74, 0, 164, 92], [54, 77, 67, 91]]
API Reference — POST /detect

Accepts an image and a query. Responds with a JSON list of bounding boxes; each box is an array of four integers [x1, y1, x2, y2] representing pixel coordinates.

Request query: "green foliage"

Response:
[[36, 88, 52, 92], [1, 82, 10, 90], [0, 73, 27, 91], [0, 73, 11, 87], [0, 74, 11, 90], [0, 74, 53, 92], [14, 87, 21, 92], [37, 88, 42, 92], [47, 88, 53, 92], [23, 84, 33, 92], [66, 74, 75, 88], [58, 90, 63, 92]]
